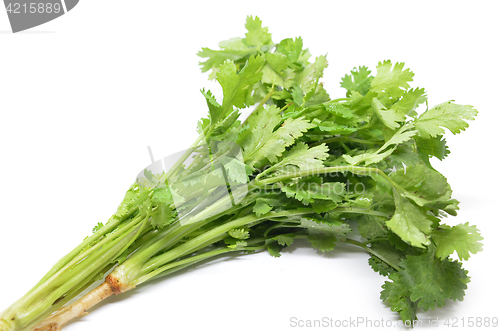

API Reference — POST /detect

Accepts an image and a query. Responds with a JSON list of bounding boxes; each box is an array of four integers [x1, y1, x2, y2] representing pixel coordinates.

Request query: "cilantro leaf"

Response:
[[340, 65, 373, 96], [281, 176, 345, 205], [261, 52, 292, 87], [343, 124, 417, 165], [92, 222, 104, 233], [258, 141, 329, 178], [276, 37, 304, 63], [389, 163, 453, 209], [228, 228, 250, 240], [296, 55, 328, 95], [371, 97, 405, 130], [217, 56, 265, 116], [401, 249, 470, 311], [242, 109, 315, 167], [380, 273, 418, 322], [244, 16, 273, 49], [356, 214, 387, 239], [391, 88, 427, 117], [415, 101, 478, 138], [432, 223, 483, 260], [415, 135, 450, 161], [371, 60, 414, 100], [300, 216, 351, 252], [385, 192, 433, 248]]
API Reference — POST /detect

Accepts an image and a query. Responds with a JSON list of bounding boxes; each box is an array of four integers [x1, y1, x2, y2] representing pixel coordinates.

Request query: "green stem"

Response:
[[344, 239, 401, 272], [252, 165, 396, 189], [15, 216, 148, 329], [329, 97, 351, 103], [165, 130, 210, 179], [310, 136, 383, 147], [24, 217, 122, 297], [143, 247, 236, 283], [332, 207, 390, 218], [18, 213, 146, 311], [134, 209, 313, 284], [240, 84, 276, 128], [263, 223, 301, 237]]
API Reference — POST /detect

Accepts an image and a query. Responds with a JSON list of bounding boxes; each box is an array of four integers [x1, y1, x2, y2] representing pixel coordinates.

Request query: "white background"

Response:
[[0, 1, 499, 330]]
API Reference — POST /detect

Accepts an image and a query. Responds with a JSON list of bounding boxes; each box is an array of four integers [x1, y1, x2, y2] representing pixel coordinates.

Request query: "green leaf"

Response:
[[291, 83, 304, 106], [276, 37, 304, 63], [197, 47, 249, 79], [253, 199, 273, 217], [243, 109, 315, 167], [340, 65, 373, 96], [228, 241, 248, 250], [401, 249, 470, 311], [389, 163, 452, 207], [343, 124, 417, 166], [369, 256, 393, 276], [343, 146, 396, 166], [201, 89, 222, 124], [391, 88, 427, 117], [151, 203, 173, 229], [238, 104, 282, 162], [261, 52, 293, 87], [266, 240, 283, 257], [371, 60, 414, 99], [432, 223, 483, 261], [415, 135, 450, 161], [357, 214, 387, 239], [92, 222, 104, 233], [313, 120, 358, 135], [252, 196, 288, 217], [114, 184, 141, 219], [368, 241, 405, 276], [244, 16, 273, 48], [275, 233, 295, 246], [259, 142, 329, 178], [228, 228, 250, 240], [372, 97, 405, 130], [386, 142, 421, 169], [380, 273, 418, 322], [296, 55, 328, 95], [281, 176, 345, 205], [217, 56, 265, 115], [300, 216, 351, 252], [385, 192, 433, 248], [415, 101, 478, 138], [325, 102, 356, 119], [152, 187, 173, 204]]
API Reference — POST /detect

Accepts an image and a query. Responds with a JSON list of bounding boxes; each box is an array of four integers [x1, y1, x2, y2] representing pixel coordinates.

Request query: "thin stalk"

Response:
[[21, 218, 147, 326], [144, 247, 238, 283], [136, 209, 313, 279], [21, 213, 147, 309], [329, 97, 351, 103], [331, 207, 390, 218], [310, 136, 383, 147], [239, 84, 276, 128], [345, 239, 401, 272], [252, 165, 396, 189], [263, 223, 301, 237], [30, 281, 116, 331], [25, 217, 122, 296], [165, 129, 210, 179]]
